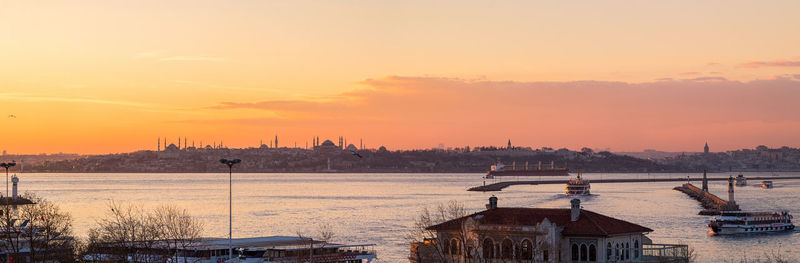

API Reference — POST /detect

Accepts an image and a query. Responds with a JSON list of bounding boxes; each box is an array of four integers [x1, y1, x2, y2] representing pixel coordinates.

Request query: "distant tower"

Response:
[[360, 138, 363, 150], [275, 135, 278, 148], [158, 137, 161, 151], [728, 175, 735, 204], [184, 137, 187, 150], [339, 136, 343, 150], [704, 142, 709, 154], [178, 137, 180, 149], [507, 139, 512, 149], [702, 170, 708, 192]]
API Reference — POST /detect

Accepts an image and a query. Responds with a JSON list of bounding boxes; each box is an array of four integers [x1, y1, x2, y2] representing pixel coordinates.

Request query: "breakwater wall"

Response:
[[673, 183, 739, 215]]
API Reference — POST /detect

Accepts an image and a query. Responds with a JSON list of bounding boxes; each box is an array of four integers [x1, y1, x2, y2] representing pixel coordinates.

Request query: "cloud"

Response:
[[0, 93, 149, 107], [740, 60, 800, 68], [193, 76, 800, 150], [159, 56, 226, 62], [679, 72, 700, 76]]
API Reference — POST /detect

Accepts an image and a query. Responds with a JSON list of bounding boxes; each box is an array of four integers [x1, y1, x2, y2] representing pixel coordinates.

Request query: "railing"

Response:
[[641, 243, 690, 262]]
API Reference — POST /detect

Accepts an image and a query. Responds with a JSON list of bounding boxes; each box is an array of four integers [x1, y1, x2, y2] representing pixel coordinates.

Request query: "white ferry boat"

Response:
[[735, 173, 747, 186], [565, 171, 590, 196], [761, 181, 773, 189], [708, 211, 794, 235]]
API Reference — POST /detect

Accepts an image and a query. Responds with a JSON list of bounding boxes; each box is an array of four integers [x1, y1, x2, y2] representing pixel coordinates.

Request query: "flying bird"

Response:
[[350, 151, 363, 158], [8, 115, 16, 118]]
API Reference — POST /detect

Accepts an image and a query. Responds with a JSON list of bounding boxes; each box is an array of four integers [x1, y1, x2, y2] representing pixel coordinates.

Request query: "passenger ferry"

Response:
[[735, 173, 747, 186], [708, 211, 794, 235], [761, 181, 774, 189], [565, 171, 590, 196]]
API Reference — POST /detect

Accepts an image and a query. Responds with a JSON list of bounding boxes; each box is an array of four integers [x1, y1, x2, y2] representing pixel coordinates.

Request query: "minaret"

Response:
[[158, 137, 161, 151], [178, 137, 181, 149], [184, 137, 187, 150], [360, 138, 363, 150], [275, 135, 278, 148]]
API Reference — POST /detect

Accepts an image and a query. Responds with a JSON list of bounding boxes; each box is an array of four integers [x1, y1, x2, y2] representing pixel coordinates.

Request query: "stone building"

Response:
[[412, 197, 689, 263]]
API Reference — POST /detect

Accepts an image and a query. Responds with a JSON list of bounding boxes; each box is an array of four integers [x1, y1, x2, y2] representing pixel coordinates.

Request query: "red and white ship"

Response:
[[485, 161, 569, 179]]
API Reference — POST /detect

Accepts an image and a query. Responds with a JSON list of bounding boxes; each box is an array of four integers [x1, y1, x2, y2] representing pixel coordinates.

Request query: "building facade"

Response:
[[412, 198, 689, 263]]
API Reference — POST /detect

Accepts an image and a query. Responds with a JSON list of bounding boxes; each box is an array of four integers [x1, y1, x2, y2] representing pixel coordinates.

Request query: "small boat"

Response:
[[708, 211, 794, 235], [565, 171, 590, 196], [735, 173, 747, 186], [761, 181, 773, 189]]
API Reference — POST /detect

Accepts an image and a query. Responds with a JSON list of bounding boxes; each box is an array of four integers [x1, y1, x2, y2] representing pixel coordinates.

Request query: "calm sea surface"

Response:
[[13, 172, 800, 262]]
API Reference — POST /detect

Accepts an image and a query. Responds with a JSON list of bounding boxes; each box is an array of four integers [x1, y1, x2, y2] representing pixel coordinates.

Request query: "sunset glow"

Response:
[[2, 0, 800, 154]]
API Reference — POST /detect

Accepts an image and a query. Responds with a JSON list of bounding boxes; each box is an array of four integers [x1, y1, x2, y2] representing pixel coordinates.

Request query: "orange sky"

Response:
[[1, 1, 800, 154]]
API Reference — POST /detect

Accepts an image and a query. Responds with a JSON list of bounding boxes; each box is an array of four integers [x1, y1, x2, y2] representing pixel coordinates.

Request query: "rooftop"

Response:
[[427, 207, 653, 237]]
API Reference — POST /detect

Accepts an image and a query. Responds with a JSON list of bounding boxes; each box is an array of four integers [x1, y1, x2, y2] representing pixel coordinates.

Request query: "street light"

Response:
[[0, 161, 16, 198], [219, 158, 240, 261]]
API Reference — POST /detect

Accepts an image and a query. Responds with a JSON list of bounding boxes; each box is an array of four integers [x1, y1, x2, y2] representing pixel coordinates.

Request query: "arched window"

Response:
[[625, 242, 630, 260], [607, 242, 612, 261], [580, 244, 588, 261], [571, 244, 579, 261], [615, 243, 620, 260], [589, 244, 597, 261], [634, 240, 640, 258], [501, 239, 514, 259], [520, 239, 533, 260], [450, 238, 460, 255], [443, 239, 450, 255], [483, 239, 494, 259]]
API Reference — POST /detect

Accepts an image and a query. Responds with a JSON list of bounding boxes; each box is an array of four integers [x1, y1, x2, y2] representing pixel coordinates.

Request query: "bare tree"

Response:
[[17, 193, 76, 262], [83, 202, 204, 263], [408, 200, 469, 263]]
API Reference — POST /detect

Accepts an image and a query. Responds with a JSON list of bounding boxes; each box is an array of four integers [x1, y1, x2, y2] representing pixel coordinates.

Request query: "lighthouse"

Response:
[[11, 175, 18, 199]]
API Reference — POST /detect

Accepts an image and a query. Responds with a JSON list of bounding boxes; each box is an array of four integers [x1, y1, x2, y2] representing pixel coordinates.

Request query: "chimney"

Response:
[[486, 195, 498, 210], [570, 198, 581, 222]]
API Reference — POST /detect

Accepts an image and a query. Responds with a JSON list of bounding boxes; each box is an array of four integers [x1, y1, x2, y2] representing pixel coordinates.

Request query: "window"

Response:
[[483, 239, 494, 259], [615, 243, 620, 260], [634, 240, 640, 258], [572, 244, 579, 261], [501, 239, 514, 259], [443, 239, 450, 254], [543, 249, 549, 261], [580, 244, 588, 261], [607, 242, 612, 261], [450, 238, 460, 255], [521, 239, 533, 260], [625, 242, 630, 260], [589, 244, 597, 261]]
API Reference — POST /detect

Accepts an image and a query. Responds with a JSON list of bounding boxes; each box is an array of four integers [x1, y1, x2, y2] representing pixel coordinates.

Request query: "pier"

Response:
[[468, 175, 800, 192]]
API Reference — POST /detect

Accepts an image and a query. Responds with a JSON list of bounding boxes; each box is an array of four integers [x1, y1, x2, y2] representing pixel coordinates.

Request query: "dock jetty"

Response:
[[674, 171, 740, 215], [468, 174, 800, 191]]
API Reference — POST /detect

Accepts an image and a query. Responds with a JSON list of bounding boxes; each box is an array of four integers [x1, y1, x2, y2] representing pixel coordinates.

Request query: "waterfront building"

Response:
[[411, 197, 689, 263], [84, 236, 376, 263]]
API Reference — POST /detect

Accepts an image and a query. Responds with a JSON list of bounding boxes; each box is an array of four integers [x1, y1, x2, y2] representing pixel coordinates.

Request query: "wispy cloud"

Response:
[[194, 76, 800, 150], [159, 56, 226, 62], [740, 60, 800, 68], [0, 93, 150, 107]]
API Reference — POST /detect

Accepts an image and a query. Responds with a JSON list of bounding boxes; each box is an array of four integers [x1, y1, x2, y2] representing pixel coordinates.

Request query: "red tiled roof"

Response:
[[426, 208, 652, 237]]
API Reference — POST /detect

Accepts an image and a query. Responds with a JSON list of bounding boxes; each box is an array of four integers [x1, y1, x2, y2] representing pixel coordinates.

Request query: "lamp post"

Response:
[[0, 161, 16, 198], [219, 158, 240, 261]]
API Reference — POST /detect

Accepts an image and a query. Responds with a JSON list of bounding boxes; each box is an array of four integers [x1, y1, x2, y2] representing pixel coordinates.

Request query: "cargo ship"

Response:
[[485, 161, 569, 179]]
